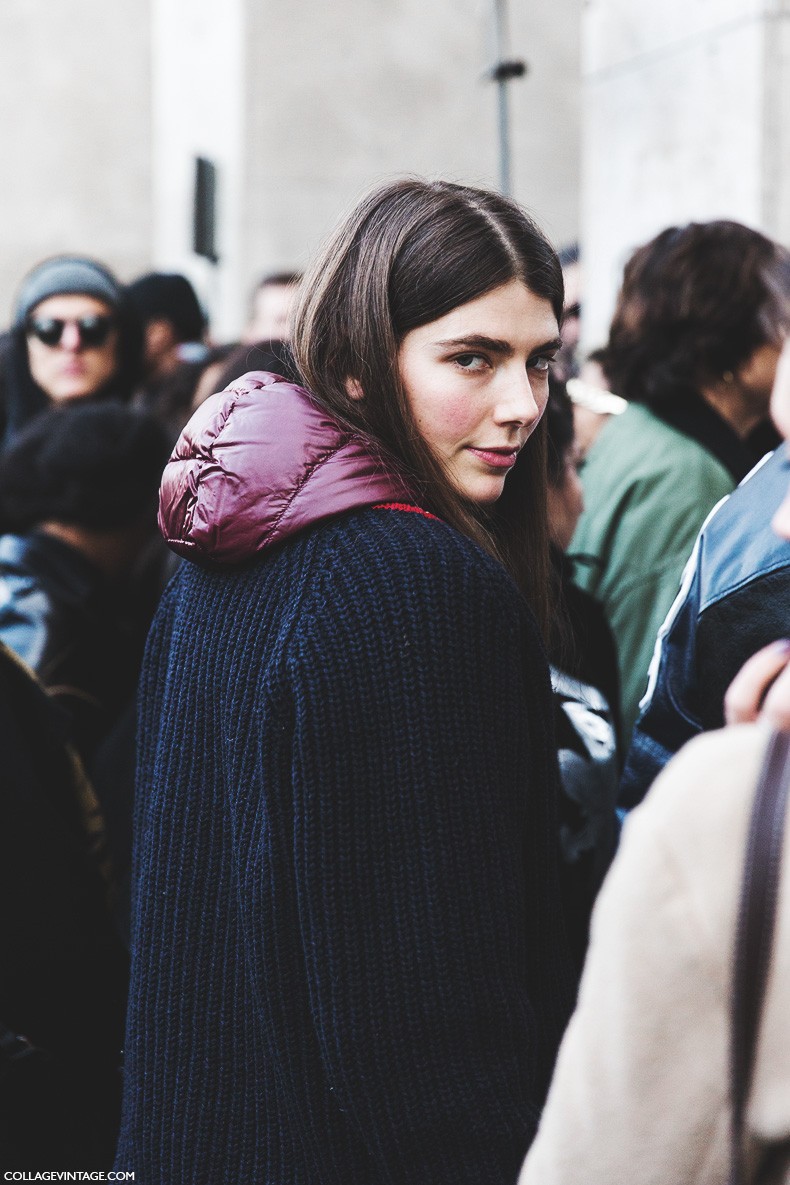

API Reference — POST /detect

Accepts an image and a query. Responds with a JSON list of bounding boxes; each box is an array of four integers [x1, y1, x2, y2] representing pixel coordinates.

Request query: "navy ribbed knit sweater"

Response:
[[116, 506, 576, 1182]]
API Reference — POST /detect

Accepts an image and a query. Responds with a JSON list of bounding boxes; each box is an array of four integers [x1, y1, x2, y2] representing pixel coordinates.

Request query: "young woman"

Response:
[[116, 178, 577, 1183]]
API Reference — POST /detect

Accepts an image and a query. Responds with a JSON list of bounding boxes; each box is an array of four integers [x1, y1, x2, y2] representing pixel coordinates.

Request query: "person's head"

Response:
[[193, 338, 299, 411], [291, 178, 564, 627], [600, 222, 790, 433], [14, 257, 140, 402], [0, 402, 171, 573], [244, 272, 301, 343], [190, 340, 298, 413], [554, 243, 581, 378], [545, 377, 584, 552], [127, 272, 207, 379], [6, 257, 143, 443]]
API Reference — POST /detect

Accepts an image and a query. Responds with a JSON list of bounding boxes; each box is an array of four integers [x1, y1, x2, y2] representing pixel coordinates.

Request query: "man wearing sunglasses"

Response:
[[26, 299, 119, 401], [1, 256, 143, 448]]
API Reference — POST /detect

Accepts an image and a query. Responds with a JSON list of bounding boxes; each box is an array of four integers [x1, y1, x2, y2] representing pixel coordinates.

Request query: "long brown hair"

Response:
[[291, 178, 563, 634]]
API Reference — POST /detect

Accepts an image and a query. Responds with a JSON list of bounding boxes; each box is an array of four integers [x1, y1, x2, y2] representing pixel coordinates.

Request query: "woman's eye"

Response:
[[454, 353, 488, 371], [528, 355, 552, 373]]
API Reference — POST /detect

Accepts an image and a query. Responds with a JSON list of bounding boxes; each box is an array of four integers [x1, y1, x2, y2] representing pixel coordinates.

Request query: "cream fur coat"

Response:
[[521, 722, 790, 1185]]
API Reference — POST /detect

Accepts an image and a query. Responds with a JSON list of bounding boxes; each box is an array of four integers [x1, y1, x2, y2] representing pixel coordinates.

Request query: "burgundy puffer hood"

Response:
[[159, 371, 416, 565]]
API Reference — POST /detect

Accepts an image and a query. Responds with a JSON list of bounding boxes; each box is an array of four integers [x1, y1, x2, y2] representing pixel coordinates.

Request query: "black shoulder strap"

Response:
[[730, 729, 790, 1185]]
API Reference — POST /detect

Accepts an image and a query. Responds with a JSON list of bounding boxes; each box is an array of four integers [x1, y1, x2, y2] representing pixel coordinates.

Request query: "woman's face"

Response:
[[397, 280, 561, 505], [26, 293, 119, 403]]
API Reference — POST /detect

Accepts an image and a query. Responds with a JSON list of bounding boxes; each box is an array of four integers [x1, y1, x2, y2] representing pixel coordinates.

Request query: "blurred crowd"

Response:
[[3, 204, 790, 1175], [0, 258, 302, 1162]]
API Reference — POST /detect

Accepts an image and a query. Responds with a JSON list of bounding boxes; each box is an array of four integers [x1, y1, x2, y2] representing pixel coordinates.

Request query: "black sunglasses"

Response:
[[26, 314, 115, 349]]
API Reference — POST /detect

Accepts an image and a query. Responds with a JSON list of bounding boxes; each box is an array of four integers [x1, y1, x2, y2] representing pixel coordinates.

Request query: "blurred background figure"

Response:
[[545, 377, 620, 966], [518, 337, 790, 1185], [127, 271, 207, 379], [0, 402, 170, 945], [0, 402, 170, 766], [571, 221, 790, 744], [621, 443, 790, 808], [191, 337, 299, 411], [0, 256, 142, 449], [565, 347, 627, 460], [0, 639, 129, 1169], [547, 378, 621, 734], [552, 244, 581, 382], [127, 271, 208, 438], [241, 271, 301, 343]]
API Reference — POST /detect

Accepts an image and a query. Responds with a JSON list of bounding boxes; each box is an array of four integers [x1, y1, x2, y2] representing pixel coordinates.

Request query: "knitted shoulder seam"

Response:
[[283, 507, 523, 651]]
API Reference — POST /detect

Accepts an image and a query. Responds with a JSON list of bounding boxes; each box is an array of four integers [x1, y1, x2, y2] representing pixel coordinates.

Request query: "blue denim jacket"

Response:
[[621, 448, 790, 807]]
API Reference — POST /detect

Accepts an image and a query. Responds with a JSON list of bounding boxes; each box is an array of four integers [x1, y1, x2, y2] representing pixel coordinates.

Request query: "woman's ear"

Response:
[[344, 377, 364, 401]]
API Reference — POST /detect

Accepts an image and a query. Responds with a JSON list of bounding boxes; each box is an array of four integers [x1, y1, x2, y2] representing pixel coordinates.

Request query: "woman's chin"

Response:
[[463, 477, 508, 506]]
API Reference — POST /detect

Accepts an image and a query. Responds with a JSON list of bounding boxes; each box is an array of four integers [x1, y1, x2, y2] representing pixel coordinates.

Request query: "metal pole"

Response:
[[486, 0, 525, 198], [493, 0, 511, 196]]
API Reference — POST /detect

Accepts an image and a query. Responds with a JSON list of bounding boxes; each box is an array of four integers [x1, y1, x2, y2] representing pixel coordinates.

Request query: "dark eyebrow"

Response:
[[434, 334, 563, 355], [531, 337, 563, 355], [435, 334, 513, 355]]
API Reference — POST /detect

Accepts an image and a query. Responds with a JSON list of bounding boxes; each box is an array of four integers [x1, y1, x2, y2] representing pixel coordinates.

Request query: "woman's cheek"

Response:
[[435, 393, 480, 440]]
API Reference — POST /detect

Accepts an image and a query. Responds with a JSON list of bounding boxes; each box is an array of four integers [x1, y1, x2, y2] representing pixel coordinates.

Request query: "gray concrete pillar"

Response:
[[581, 0, 790, 349], [152, 0, 581, 339], [0, 0, 152, 317]]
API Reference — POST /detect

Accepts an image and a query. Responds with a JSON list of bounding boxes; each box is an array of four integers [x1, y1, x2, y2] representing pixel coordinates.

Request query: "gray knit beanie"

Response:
[[14, 256, 123, 326]]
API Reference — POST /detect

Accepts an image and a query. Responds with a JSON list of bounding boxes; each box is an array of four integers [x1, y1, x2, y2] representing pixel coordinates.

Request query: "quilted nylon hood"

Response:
[[158, 371, 416, 564]]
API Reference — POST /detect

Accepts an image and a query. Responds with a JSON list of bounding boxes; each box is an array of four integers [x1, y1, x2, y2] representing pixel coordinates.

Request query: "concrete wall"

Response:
[[0, 1, 581, 338], [15, 2, 790, 354], [153, 0, 582, 338], [239, 0, 581, 334], [511, 0, 581, 245], [149, 0, 246, 336], [0, 0, 152, 322], [242, 0, 581, 278], [581, 0, 790, 349]]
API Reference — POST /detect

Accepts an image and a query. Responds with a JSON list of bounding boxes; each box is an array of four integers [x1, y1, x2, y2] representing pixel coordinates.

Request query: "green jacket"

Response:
[[571, 403, 735, 745]]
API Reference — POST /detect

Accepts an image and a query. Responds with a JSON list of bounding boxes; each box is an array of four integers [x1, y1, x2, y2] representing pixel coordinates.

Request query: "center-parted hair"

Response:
[[291, 177, 563, 632], [599, 221, 790, 407]]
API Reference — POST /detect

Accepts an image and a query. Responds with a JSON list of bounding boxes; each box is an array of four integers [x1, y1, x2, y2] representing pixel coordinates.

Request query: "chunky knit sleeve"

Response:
[[284, 511, 567, 1183]]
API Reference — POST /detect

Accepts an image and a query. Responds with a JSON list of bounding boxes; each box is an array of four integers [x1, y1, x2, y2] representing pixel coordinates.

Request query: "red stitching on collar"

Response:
[[372, 502, 441, 522]]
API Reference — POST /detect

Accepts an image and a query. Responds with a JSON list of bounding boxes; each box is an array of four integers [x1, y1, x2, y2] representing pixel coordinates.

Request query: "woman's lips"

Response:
[[467, 446, 519, 469]]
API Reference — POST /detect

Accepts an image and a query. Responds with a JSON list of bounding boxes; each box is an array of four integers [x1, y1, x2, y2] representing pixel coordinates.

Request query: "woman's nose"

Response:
[[494, 372, 542, 427]]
